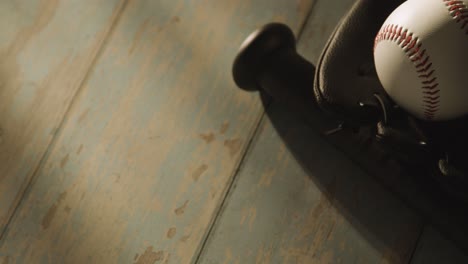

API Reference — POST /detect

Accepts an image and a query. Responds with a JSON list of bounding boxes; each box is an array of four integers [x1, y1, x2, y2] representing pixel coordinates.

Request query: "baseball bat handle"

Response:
[[232, 23, 318, 118]]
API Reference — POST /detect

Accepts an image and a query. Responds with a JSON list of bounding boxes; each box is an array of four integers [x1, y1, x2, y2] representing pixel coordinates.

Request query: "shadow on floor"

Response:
[[259, 91, 468, 259]]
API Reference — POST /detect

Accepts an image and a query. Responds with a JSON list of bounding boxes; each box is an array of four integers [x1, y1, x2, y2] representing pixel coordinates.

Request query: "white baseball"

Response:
[[374, 0, 468, 121]]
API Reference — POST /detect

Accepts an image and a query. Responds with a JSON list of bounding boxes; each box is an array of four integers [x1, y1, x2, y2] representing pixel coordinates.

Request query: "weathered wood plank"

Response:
[[0, 0, 316, 263], [197, 0, 424, 263], [411, 226, 468, 264], [0, 0, 125, 233]]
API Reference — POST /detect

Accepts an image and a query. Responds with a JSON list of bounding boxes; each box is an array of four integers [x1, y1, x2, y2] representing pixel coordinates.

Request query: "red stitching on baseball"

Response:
[[411, 49, 426, 62], [444, 0, 468, 34], [419, 70, 435, 78], [422, 77, 437, 84], [416, 58, 430, 69], [423, 90, 440, 95], [422, 83, 439, 90], [423, 95, 440, 104], [374, 24, 440, 120]]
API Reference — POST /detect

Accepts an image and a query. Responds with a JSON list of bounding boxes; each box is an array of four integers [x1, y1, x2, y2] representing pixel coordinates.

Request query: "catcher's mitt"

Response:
[[232, 0, 468, 200]]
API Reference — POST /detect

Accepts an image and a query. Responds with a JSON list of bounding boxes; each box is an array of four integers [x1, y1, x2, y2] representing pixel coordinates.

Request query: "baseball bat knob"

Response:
[[233, 23, 296, 91], [232, 23, 318, 116]]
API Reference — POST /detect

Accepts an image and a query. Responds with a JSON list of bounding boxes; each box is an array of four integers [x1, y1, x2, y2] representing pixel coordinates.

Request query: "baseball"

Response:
[[373, 0, 468, 121]]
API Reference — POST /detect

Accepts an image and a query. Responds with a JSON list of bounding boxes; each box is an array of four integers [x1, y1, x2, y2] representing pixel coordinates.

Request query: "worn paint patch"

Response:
[[76, 144, 84, 155], [281, 247, 308, 263], [248, 208, 257, 231], [163, 253, 171, 264], [292, 192, 336, 245], [319, 250, 334, 263], [0, 127, 4, 144], [224, 248, 233, 264], [297, 0, 311, 14], [171, 16, 180, 23], [42, 191, 67, 229], [134, 246, 163, 264], [240, 207, 257, 231], [192, 164, 208, 181], [60, 154, 69, 169], [129, 18, 150, 55], [219, 122, 229, 134], [311, 194, 329, 220], [77, 108, 90, 123], [326, 218, 336, 240], [114, 173, 121, 183], [224, 138, 242, 156], [174, 200, 189, 215], [180, 235, 190, 242], [199, 132, 215, 143], [150, 196, 162, 212], [258, 169, 275, 187], [271, 14, 287, 23], [167, 227, 176, 239], [3, 0, 59, 58], [0, 256, 11, 264], [210, 187, 217, 200], [255, 245, 272, 264], [64, 206, 71, 214]]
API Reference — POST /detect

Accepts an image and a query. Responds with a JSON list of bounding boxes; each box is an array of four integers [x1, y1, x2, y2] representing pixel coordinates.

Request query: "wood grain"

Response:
[[0, 0, 125, 233], [198, 103, 423, 264], [198, 0, 424, 263], [410, 226, 468, 264], [0, 0, 315, 263]]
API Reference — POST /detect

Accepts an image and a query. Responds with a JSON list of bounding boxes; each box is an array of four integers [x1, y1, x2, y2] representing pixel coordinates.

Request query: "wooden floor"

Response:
[[0, 0, 467, 263]]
